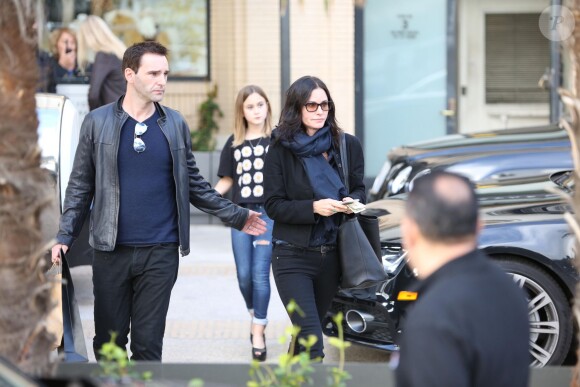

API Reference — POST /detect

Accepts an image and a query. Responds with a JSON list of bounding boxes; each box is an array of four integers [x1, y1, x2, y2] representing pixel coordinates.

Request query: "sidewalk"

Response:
[[71, 224, 390, 364]]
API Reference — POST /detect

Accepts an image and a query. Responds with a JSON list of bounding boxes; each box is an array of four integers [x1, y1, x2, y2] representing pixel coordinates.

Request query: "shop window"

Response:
[[485, 13, 549, 104], [44, 0, 209, 80]]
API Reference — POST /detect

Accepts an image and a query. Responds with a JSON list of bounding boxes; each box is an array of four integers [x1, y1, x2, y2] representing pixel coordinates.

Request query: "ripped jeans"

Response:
[[231, 204, 274, 325]]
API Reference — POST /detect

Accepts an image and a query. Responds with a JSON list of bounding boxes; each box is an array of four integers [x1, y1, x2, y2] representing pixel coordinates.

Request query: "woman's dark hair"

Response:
[[122, 41, 168, 74], [276, 76, 342, 145]]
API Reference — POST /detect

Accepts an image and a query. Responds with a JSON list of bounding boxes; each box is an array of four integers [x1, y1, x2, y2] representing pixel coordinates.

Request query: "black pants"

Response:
[[92, 243, 179, 360], [271, 243, 341, 359]]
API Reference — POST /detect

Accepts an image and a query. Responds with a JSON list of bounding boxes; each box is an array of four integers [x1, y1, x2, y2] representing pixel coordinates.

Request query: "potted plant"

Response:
[[190, 84, 224, 224], [191, 84, 223, 152]]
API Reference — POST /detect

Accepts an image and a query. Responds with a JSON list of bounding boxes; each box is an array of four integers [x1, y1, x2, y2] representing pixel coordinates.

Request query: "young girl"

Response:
[[214, 85, 274, 361]]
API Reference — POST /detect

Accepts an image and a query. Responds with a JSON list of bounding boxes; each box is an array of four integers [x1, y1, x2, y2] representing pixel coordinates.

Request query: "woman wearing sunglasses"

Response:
[[264, 76, 366, 360]]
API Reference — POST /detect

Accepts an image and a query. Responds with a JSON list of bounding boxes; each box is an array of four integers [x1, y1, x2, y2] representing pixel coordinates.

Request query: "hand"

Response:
[[342, 197, 355, 214], [242, 210, 268, 235], [313, 198, 348, 217], [51, 244, 68, 264]]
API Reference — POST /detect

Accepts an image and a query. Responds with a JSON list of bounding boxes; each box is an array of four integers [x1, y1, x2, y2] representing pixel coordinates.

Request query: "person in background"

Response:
[[50, 41, 267, 361], [37, 48, 54, 93], [77, 15, 127, 110], [396, 171, 529, 387], [264, 75, 366, 360], [49, 27, 80, 86], [34, 16, 55, 93], [214, 85, 274, 361]]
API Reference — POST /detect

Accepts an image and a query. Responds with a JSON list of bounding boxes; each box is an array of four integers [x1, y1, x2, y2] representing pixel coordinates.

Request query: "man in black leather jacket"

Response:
[[51, 41, 266, 360]]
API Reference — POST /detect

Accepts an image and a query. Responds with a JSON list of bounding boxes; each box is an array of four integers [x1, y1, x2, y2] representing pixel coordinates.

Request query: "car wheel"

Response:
[[494, 256, 573, 367]]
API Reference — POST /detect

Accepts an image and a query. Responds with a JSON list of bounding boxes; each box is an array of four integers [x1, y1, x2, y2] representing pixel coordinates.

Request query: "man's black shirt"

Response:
[[396, 249, 529, 387]]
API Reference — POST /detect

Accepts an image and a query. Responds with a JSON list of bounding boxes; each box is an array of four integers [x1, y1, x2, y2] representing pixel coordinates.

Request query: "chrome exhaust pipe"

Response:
[[345, 310, 376, 333]]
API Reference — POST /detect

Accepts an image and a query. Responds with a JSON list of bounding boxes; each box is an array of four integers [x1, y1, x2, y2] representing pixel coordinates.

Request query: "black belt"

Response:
[[275, 241, 336, 254]]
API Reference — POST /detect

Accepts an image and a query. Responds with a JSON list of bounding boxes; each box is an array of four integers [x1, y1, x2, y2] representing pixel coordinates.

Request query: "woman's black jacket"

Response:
[[88, 52, 126, 110], [264, 132, 366, 247]]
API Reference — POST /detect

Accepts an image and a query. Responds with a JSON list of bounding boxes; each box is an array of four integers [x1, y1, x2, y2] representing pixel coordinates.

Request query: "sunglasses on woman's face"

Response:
[[304, 101, 332, 112], [133, 122, 148, 153]]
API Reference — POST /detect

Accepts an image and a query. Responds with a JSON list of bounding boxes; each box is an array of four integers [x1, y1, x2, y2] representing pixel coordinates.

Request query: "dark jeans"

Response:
[[271, 243, 341, 359], [92, 243, 179, 361]]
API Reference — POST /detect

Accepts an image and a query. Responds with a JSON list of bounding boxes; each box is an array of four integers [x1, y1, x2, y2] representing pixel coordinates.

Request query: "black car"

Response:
[[368, 124, 572, 201], [324, 127, 577, 367]]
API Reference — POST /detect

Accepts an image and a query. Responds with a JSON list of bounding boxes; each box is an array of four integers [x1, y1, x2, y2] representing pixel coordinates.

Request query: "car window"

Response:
[[36, 93, 81, 212], [37, 99, 62, 175]]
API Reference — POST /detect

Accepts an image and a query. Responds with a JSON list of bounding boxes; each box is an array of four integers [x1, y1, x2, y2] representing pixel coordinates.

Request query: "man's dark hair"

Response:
[[122, 41, 168, 74], [406, 171, 479, 242]]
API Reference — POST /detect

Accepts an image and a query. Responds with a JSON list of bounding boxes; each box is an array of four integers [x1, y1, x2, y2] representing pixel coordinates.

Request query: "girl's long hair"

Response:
[[275, 75, 342, 146], [77, 15, 127, 74], [232, 85, 272, 147]]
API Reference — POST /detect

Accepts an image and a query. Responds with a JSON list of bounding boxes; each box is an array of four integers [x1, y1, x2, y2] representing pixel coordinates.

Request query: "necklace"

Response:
[[248, 137, 262, 151]]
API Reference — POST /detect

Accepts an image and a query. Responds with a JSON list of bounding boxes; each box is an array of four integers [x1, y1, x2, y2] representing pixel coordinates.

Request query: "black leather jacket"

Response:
[[57, 96, 248, 256]]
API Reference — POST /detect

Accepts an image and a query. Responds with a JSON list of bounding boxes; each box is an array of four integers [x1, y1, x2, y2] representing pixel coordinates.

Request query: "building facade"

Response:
[[44, 0, 556, 179]]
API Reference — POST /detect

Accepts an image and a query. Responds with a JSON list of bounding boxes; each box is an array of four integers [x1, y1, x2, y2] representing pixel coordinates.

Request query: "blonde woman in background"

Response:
[[49, 27, 80, 89], [77, 15, 127, 110]]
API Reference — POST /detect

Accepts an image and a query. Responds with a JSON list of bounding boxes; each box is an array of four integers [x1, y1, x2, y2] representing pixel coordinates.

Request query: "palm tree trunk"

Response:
[[0, 0, 56, 376]]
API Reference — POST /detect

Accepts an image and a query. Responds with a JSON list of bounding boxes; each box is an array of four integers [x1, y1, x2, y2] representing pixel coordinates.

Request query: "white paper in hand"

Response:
[[344, 199, 366, 214]]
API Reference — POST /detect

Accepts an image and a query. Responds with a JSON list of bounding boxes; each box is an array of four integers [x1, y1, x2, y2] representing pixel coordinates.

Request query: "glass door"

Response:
[[363, 0, 456, 177]]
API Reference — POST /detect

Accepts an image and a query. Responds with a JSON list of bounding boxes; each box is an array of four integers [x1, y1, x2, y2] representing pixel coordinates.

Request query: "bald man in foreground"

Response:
[[396, 171, 529, 387]]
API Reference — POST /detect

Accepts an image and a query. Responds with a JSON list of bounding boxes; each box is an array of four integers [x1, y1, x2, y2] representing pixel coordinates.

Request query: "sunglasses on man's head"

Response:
[[133, 122, 148, 153], [304, 101, 332, 112]]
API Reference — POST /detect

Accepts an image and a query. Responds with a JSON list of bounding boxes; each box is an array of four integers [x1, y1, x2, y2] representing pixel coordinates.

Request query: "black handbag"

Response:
[[337, 133, 386, 290], [59, 249, 89, 362]]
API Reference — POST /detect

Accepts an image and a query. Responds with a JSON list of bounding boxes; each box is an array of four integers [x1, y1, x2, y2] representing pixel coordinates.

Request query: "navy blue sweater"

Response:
[[116, 110, 178, 245]]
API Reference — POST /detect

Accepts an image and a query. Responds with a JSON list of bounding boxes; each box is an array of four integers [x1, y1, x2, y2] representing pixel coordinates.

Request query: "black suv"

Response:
[[369, 124, 571, 201]]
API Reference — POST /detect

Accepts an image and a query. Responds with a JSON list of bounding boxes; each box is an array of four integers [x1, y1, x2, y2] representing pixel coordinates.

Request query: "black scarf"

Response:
[[280, 125, 347, 200], [280, 126, 347, 245]]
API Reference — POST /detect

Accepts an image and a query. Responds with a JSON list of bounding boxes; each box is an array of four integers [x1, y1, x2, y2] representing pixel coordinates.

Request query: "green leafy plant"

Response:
[[191, 84, 223, 151], [97, 332, 205, 386], [247, 300, 351, 387], [97, 332, 147, 384], [326, 312, 352, 387], [188, 378, 205, 387]]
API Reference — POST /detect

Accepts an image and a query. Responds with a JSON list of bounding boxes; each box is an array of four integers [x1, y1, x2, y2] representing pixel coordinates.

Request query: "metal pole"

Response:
[[280, 0, 290, 106], [550, 0, 562, 123]]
